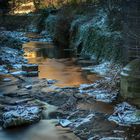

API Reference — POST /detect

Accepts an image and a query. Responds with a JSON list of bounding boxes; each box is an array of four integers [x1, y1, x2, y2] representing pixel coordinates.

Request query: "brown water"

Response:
[[23, 41, 99, 87], [77, 101, 114, 114]]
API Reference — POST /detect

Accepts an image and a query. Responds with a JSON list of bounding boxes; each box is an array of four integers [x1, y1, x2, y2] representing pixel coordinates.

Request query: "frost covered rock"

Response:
[[59, 119, 72, 127], [0, 31, 27, 41], [2, 78, 12, 82], [0, 66, 8, 75], [25, 85, 32, 89], [100, 137, 124, 140], [47, 79, 57, 84], [11, 71, 26, 76], [0, 46, 26, 68], [71, 114, 95, 128], [95, 91, 117, 103], [79, 85, 117, 103], [91, 61, 111, 76], [108, 102, 140, 126], [2, 106, 42, 128]]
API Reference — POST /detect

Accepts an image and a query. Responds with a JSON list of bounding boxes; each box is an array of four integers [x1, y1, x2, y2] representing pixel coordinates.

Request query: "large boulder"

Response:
[[120, 59, 140, 107]]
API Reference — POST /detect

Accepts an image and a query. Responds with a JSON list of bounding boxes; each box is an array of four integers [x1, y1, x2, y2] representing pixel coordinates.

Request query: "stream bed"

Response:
[[0, 32, 140, 140]]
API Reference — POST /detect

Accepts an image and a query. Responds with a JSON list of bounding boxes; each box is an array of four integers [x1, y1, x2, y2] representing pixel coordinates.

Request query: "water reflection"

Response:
[[23, 42, 71, 59], [23, 42, 99, 87]]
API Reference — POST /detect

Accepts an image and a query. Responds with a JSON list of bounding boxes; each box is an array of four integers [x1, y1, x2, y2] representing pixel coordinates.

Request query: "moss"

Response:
[[136, 111, 140, 117], [45, 13, 74, 47], [44, 5, 123, 63], [45, 15, 58, 37], [69, 9, 123, 62]]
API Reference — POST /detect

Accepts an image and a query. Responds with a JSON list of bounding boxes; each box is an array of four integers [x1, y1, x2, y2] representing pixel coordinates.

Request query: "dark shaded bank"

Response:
[[44, 2, 124, 63]]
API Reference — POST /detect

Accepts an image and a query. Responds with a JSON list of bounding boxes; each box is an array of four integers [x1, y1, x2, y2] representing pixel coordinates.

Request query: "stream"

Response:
[[0, 32, 140, 140]]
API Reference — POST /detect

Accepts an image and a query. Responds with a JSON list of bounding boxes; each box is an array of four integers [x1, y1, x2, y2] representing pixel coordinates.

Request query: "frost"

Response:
[[91, 61, 111, 76], [71, 114, 95, 128], [108, 102, 140, 126], [0, 66, 8, 75], [100, 137, 125, 140], [59, 119, 72, 127]]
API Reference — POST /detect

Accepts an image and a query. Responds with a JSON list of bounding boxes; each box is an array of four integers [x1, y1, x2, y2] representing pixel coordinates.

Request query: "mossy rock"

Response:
[[120, 59, 140, 107]]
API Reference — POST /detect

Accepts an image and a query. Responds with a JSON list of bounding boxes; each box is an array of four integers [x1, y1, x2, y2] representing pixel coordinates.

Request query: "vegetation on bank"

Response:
[[45, 2, 124, 63]]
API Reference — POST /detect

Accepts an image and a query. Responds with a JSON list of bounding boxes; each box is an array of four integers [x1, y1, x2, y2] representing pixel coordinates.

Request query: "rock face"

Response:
[[120, 59, 140, 107], [2, 106, 42, 128], [45, 8, 123, 62]]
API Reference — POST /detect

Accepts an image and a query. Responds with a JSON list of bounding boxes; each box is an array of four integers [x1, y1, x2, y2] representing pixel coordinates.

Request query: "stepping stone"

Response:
[[22, 64, 38, 72]]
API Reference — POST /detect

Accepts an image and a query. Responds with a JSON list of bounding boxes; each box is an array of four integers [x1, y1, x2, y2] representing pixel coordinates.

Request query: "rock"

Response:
[[22, 64, 39, 77], [79, 83, 95, 90], [77, 60, 94, 66], [0, 65, 8, 75], [25, 71, 38, 77], [108, 102, 140, 126], [47, 79, 57, 84], [32, 99, 58, 119], [71, 114, 95, 128], [25, 85, 32, 89], [100, 137, 124, 140], [88, 137, 94, 140], [2, 78, 12, 82], [11, 71, 26, 76], [2, 106, 42, 128], [22, 64, 38, 72], [59, 119, 72, 127], [79, 87, 117, 103], [91, 61, 111, 76], [13, 64, 22, 69], [0, 98, 33, 105], [120, 59, 140, 107]]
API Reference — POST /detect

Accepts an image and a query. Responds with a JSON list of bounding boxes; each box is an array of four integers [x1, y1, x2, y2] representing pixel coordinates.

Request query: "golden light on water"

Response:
[[23, 41, 99, 87]]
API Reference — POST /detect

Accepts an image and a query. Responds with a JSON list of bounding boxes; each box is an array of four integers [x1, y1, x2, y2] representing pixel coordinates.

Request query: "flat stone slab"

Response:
[[22, 64, 38, 72], [24, 71, 38, 77]]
